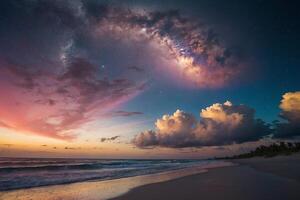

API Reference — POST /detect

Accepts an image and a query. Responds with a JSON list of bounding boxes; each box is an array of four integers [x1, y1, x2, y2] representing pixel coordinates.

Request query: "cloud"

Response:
[[0, 1, 244, 140], [0, 1, 151, 140], [106, 110, 143, 117], [128, 66, 144, 72], [279, 91, 300, 121], [1, 144, 13, 148], [64, 146, 81, 150], [100, 136, 120, 142], [273, 91, 300, 138], [133, 101, 271, 148], [0, 121, 12, 129], [0, 58, 144, 140]]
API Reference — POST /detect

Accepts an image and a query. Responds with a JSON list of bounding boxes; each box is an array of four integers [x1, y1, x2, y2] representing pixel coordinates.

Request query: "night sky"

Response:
[[0, 0, 299, 158]]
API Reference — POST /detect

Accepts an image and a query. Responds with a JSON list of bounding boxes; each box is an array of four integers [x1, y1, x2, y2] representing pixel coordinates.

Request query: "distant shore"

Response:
[[111, 154, 300, 200]]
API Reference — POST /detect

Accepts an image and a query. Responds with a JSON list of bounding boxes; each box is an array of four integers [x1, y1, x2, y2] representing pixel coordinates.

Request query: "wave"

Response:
[[0, 158, 216, 191]]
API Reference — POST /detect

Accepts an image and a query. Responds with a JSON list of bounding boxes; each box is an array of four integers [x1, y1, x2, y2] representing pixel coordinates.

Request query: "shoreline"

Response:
[[111, 154, 300, 200], [1, 154, 300, 200], [0, 166, 211, 192], [0, 160, 233, 200]]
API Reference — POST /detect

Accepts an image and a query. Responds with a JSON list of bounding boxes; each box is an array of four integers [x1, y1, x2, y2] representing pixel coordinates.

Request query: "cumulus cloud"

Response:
[[133, 101, 271, 148], [279, 91, 300, 121], [274, 91, 300, 138]]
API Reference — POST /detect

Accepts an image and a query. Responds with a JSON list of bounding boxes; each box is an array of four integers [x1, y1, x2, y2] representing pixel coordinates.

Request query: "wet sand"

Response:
[[111, 154, 300, 200], [0, 161, 233, 200], [1, 155, 300, 200]]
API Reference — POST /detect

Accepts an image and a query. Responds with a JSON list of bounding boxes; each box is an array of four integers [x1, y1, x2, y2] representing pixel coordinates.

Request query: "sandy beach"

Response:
[[0, 161, 233, 200], [1, 155, 300, 200], [111, 154, 300, 200]]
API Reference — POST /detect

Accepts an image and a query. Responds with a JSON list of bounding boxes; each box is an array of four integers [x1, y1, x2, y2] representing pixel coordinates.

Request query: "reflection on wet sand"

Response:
[[0, 161, 233, 200]]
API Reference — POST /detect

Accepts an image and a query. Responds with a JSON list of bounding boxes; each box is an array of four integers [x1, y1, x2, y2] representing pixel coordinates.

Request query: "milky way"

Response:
[[92, 5, 242, 87], [0, 1, 243, 140]]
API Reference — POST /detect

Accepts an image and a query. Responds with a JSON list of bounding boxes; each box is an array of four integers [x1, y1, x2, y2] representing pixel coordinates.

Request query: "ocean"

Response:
[[0, 157, 227, 191]]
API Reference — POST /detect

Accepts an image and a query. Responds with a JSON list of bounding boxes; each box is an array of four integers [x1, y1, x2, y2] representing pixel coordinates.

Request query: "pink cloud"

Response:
[[0, 58, 145, 140]]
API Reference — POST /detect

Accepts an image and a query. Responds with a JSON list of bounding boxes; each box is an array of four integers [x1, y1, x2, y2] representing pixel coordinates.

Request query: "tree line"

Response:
[[221, 141, 300, 159]]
